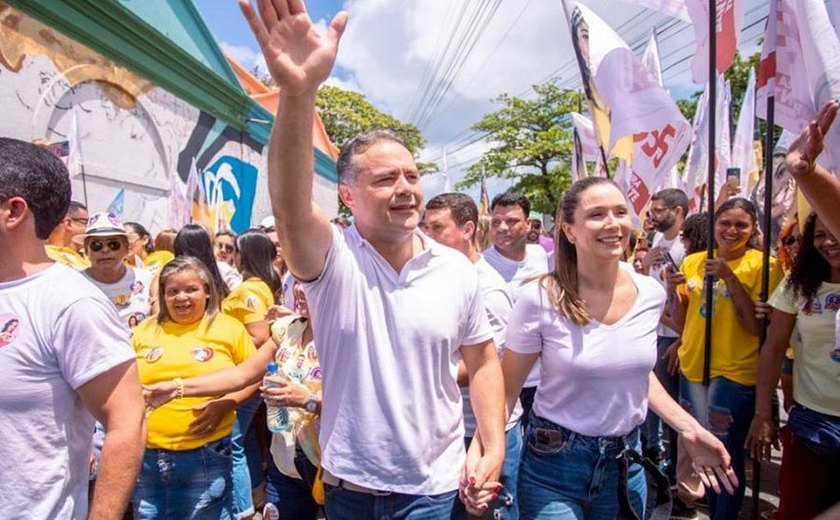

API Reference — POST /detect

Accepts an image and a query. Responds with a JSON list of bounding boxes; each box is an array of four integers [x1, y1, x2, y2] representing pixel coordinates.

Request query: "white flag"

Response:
[[682, 81, 712, 212], [641, 29, 664, 88], [686, 0, 746, 84], [570, 112, 600, 161], [715, 79, 732, 197], [757, 0, 840, 174], [67, 110, 83, 177], [619, 0, 690, 21], [731, 68, 758, 193]]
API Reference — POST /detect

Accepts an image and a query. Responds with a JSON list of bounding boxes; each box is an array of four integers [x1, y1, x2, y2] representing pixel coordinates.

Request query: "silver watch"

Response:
[[304, 394, 319, 413]]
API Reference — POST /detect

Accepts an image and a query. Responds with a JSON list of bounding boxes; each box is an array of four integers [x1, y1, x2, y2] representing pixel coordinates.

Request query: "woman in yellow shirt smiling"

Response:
[[132, 256, 255, 519]]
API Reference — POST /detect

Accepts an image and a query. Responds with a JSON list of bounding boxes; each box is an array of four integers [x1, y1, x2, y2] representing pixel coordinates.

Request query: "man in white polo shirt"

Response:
[[483, 192, 550, 430], [240, 1, 505, 518]]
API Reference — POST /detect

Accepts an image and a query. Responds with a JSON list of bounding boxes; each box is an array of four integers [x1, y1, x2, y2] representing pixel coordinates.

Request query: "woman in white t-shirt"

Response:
[[501, 178, 737, 519], [747, 212, 840, 519]]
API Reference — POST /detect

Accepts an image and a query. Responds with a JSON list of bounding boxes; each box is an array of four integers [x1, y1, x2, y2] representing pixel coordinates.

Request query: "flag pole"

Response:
[[703, 0, 717, 387]]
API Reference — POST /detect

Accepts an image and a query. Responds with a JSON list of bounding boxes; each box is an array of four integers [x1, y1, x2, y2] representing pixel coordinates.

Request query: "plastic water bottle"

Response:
[[265, 362, 288, 433]]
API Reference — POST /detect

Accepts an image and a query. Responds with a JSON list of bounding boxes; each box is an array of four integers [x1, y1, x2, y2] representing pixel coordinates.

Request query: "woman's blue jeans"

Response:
[[680, 376, 755, 520], [133, 437, 233, 519], [518, 415, 646, 519], [232, 394, 262, 519]]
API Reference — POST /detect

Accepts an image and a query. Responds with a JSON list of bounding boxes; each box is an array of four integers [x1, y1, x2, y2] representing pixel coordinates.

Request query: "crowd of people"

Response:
[[1, 1, 840, 520]]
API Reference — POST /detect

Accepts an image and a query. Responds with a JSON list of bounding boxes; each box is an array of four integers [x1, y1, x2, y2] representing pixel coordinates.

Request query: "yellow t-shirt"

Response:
[[222, 277, 274, 325], [45, 245, 90, 270], [769, 278, 840, 416], [678, 249, 783, 386], [133, 314, 256, 450], [143, 250, 174, 277]]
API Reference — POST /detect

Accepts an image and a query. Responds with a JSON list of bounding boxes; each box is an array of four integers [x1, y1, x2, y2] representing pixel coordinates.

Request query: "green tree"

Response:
[[455, 83, 578, 214]]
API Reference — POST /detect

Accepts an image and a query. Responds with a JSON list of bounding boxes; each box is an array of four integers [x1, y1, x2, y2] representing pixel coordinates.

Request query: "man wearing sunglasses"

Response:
[[45, 200, 90, 270], [74, 212, 153, 332]]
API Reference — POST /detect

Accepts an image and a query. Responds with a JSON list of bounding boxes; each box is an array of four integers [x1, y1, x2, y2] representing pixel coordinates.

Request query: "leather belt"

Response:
[[321, 469, 393, 496]]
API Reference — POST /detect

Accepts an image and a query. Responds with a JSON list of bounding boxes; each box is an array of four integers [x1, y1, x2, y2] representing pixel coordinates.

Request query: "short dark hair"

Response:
[[681, 212, 709, 255], [491, 191, 530, 217], [336, 129, 408, 186], [425, 192, 478, 228], [651, 189, 689, 217], [0, 138, 71, 239], [67, 201, 87, 218]]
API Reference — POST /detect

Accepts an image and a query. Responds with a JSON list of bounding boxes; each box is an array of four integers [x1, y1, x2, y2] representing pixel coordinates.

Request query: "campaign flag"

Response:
[[570, 112, 600, 162], [621, 0, 690, 21], [66, 110, 84, 177], [731, 68, 758, 193], [641, 29, 664, 88], [757, 0, 840, 174], [107, 188, 125, 219], [479, 174, 491, 216], [686, 0, 746, 84], [572, 127, 589, 182], [682, 82, 711, 212], [168, 167, 188, 229]]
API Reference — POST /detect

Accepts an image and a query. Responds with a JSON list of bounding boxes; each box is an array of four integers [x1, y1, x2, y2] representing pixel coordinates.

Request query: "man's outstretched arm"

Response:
[[240, 0, 348, 280]]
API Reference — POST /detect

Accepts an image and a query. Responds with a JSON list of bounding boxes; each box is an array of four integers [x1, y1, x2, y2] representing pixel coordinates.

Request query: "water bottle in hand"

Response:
[[265, 362, 289, 433]]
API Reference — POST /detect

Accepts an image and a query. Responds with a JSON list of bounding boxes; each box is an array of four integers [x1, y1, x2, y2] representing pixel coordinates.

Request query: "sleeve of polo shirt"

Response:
[[52, 295, 136, 390], [461, 271, 494, 346], [505, 281, 544, 355]]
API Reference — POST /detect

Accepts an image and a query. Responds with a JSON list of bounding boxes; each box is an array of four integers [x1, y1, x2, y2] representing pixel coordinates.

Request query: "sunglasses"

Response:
[[217, 244, 235, 253], [89, 239, 124, 252], [781, 235, 800, 247]]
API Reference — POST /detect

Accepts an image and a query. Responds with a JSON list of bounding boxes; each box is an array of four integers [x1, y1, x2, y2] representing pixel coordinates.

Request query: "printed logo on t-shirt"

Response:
[[801, 299, 823, 316], [824, 293, 840, 312], [0, 313, 21, 348], [128, 312, 147, 329], [245, 295, 259, 309], [144, 346, 164, 363], [130, 281, 145, 295], [309, 366, 323, 381], [113, 293, 131, 308], [191, 347, 214, 362]]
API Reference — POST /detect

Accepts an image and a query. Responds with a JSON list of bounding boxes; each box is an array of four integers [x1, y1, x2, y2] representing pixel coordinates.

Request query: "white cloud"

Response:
[[220, 41, 259, 68]]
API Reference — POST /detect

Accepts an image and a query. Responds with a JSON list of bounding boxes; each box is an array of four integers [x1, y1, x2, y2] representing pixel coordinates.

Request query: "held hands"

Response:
[[786, 100, 839, 177], [745, 416, 780, 462], [239, 0, 348, 96], [460, 437, 503, 516], [261, 374, 309, 408], [680, 423, 739, 495]]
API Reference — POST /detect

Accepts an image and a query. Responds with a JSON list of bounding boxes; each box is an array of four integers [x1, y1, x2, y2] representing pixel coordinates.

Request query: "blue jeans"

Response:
[[133, 437, 233, 519], [518, 415, 646, 520], [680, 376, 755, 520], [232, 395, 262, 519], [323, 485, 457, 519], [455, 422, 522, 519], [264, 450, 321, 520], [643, 337, 680, 476]]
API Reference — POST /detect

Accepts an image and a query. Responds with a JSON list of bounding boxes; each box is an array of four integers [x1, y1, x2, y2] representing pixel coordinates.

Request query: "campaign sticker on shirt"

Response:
[[113, 293, 131, 308], [0, 313, 21, 348], [802, 299, 822, 316], [130, 281, 145, 295], [144, 346, 164, 363], [824, 293, 840, 312], [245, 295, 259, 309], [192, 347, 214, 362]]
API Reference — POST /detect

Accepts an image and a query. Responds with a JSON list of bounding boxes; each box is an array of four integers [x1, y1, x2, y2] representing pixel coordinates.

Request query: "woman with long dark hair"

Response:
[[174, 224, 232, 299], [498, 177, 736, 518], [747, 212, 840, 519], [124, 221, 154, 267], [669, 198, 783, 520], [220, 229, 282, 519]]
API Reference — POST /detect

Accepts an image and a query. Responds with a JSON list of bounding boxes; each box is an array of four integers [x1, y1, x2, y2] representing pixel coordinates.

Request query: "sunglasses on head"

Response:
[[218, 244, 235, 253], [89, 239, 124, 252]]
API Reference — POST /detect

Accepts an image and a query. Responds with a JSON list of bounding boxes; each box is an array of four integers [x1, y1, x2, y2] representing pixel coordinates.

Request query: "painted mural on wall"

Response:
[[0, 3, 281, 233]]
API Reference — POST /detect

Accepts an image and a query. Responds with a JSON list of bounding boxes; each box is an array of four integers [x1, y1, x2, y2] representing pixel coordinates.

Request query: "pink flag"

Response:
[[687, 0, 745, 84]]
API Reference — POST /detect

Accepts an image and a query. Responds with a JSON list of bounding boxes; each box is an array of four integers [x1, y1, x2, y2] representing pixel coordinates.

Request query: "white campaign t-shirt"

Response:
[[483, 243, 550, 387], [83, 266, 153, 330], [506, 270, 666, 437], [303, 225, 493, 495], [461, 258, 523, 437], [0, 264, 135, 519], [648, 231, 686, 338]]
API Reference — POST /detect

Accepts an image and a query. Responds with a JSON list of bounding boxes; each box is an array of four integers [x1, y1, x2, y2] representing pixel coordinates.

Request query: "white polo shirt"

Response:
[[303, 225, 493, 495]]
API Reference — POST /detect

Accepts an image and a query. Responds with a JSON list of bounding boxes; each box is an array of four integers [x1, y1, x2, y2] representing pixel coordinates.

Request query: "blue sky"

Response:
[[196, 0, 766, 201]]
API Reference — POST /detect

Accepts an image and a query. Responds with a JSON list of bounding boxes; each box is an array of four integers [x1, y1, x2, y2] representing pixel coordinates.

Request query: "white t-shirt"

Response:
[[0, 264, 135, 519], [483, 243, 550, 387], [217, 260, 242, 291], [648, 231, 686, 338], [303, 225, 493, 495], [506, 270, 666, 436], [83, 266, 153, 330], [462, 258, 523, 436]]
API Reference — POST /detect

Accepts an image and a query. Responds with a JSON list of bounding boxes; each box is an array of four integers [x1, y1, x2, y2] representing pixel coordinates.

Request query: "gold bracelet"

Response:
[[173, 377, 185, 399]]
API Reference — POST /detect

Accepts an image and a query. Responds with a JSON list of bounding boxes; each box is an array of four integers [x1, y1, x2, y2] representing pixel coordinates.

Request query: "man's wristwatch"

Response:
[[304, 393, 319, 413]]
